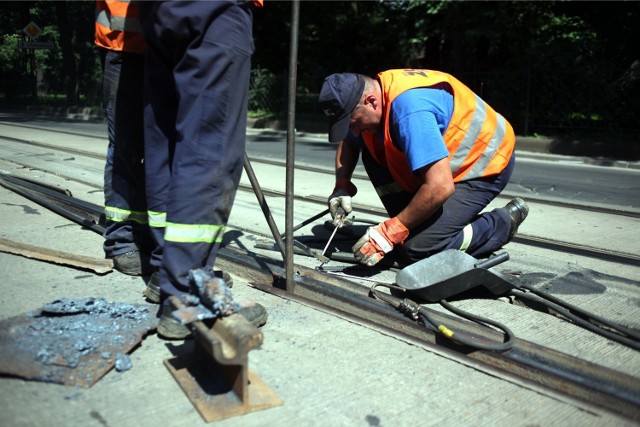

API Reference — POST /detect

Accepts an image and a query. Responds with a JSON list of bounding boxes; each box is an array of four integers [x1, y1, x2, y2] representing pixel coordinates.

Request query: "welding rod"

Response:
[[280, 208, 330, 238]]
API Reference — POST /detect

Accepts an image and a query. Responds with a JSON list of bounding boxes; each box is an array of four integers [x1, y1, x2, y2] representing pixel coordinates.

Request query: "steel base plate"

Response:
[[165, 353, 283, 422]]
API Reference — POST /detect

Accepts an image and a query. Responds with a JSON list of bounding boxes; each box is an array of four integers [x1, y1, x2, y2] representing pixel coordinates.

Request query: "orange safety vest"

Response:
[[362, 69, 515, 192], [94, 0, 146, 54]]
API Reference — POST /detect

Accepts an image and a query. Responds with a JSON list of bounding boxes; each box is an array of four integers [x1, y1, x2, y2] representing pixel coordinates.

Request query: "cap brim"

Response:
[[328, 114, 350, 143]]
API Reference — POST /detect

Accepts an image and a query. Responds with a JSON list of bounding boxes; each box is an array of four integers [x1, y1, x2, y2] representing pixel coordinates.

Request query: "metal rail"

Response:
[[2, 174, 639, 421], [3, 131, 640, 266], [213, 246, 640, 422], [2, 124, 639, 219]]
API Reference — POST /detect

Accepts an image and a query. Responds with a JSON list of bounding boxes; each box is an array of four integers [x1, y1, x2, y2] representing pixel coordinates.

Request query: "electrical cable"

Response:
[[510, 289, 640, 351], [431, 300, 515, 351], [516, 284, 640, 341], [370, 283, 515, 351]]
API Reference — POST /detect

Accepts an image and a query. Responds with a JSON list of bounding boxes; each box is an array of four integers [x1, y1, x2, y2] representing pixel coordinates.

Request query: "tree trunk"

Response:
[[55, 1, 78, 105]]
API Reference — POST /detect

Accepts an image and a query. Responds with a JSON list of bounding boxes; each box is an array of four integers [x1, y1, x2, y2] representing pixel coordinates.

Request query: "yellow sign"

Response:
[[23, 21, 42, 40]]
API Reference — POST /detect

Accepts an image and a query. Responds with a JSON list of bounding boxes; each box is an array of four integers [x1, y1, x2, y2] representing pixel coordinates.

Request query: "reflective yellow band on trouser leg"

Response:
[[164, 222, 225, 244], [104, 206, 148, 224], [148, 211, 166, 228], [459, 223, 473, 252]]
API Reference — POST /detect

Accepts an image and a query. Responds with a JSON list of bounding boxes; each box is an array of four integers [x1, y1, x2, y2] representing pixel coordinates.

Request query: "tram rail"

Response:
[[1, 120, 640, 421], [1, 171, 639, 421], [1, 126, 639, 269]]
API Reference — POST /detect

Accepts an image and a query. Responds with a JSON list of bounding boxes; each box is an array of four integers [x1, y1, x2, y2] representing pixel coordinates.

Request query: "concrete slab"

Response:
[[0, 122, 639, 426]]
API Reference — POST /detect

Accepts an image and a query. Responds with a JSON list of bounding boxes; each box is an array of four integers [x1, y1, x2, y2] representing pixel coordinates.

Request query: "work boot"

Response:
[[502, 197, 529, 241], [143, 271, 161, 303], [157, 302, 268, 340], [237, 303, 269, 327], [157, 303, 192, 340], [112, 250, 153, 276], [144, 270, 233, 304]]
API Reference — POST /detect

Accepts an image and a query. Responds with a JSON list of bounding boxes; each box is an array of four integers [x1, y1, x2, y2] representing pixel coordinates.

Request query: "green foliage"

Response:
[[249, 67, 284, 114], [0, 34, 21, 74], [0, 0, 638, 136]]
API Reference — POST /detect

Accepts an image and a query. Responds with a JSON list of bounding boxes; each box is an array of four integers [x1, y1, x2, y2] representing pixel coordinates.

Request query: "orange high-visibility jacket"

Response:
[[362, 69, 515, 192], [95, 0, 146, 54]]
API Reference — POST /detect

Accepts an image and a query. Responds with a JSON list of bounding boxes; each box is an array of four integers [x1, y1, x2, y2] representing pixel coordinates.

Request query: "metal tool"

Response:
[[320, 215, 345, 259], [396, 250, 513, 302], [280, 208, 330, 238]]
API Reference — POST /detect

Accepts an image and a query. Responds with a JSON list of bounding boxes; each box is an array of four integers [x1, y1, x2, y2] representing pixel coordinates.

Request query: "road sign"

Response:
[[23, 21, 42, 40], [19, 41, 54, 50]]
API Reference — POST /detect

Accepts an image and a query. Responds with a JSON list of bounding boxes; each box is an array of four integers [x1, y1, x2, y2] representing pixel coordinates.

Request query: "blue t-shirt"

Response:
[[347, 84, 454, 173]]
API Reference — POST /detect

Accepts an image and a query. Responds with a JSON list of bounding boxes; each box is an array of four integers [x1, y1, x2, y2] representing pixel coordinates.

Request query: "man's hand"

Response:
[[352, 217, 409, 266], [328, 179, 357, 225]]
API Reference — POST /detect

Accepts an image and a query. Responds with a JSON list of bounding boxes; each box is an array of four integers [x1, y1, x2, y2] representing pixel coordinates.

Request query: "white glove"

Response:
[[329, 191, 352, 223], [327, 179, 357, 226]]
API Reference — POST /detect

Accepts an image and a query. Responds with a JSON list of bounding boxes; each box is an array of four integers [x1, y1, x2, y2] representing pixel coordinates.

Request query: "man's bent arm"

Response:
[[395, 156, 454, 229], [335, 139, 360, 184]]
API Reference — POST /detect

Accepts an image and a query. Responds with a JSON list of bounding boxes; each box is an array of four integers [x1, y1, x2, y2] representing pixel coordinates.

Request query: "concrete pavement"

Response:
[[0, 114, 639, 426]]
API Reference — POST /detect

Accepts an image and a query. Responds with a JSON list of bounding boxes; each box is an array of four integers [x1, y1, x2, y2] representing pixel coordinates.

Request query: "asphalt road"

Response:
[[1, 112, 639, 212]]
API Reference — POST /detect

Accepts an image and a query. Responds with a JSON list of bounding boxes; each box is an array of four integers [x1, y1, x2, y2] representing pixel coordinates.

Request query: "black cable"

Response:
[[370, 283, 515, 351], [511, 289, 640, 351], [517, 283, 640, 341], [428, 300, 515, 351]]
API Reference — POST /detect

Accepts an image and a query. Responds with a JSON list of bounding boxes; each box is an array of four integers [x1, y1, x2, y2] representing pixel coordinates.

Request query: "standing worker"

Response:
[[95, 0, 154, 276], [139, 0, 266, 339], [318, 70, 529, 267]]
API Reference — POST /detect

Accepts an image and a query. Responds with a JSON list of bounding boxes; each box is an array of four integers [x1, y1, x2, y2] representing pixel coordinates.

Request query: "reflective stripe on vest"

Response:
[[104, 206, 148, 224], [164, 223, 225, 244], [148, 210, 166, 228], [448, 95, 508, 180], [94, 0, 146, 53], [363, 69, 515, 193], [95, 8, 141, 33]]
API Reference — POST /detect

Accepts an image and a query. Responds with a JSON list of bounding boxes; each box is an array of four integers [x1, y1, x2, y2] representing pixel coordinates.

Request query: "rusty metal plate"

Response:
[[165, 352, 283, 423], [0, 298, 158, 387]]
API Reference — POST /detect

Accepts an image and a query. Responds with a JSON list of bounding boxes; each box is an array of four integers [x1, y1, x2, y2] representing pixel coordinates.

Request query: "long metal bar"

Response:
[[280, 208, 329, 238], [0, 174, 104, 235], [285, 0, 300, 293], [213, 247, 640, 422], [242, 153, 286, 259]]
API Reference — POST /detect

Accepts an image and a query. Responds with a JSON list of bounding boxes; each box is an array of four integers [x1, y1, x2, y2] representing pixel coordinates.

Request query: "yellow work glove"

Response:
[[352, 217, 409, 266]]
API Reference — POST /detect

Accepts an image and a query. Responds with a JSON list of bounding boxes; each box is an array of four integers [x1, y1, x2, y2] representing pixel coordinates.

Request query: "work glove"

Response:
[[328, 178, 357, 226], [352, 217, 409, 266]]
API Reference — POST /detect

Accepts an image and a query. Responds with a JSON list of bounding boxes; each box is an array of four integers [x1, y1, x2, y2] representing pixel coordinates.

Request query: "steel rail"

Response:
[[2, 173, 640, 421], [233, 183, 640, 268], [0, 173, 104, 234], [1, 152, 638, 270], [2, 123, 639, 219], [213, 246, 640, 422]]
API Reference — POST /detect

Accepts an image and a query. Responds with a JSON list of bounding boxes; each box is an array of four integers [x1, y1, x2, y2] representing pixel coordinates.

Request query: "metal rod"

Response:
[[285, 0, 300, 293], [280, 208, 329, 238], [242, 153, 286, 259], [321, 223, 339, 257]]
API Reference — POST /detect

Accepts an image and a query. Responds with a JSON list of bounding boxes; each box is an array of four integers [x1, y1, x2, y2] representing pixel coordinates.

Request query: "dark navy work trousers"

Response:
[[362, 149, 515, 264], [101, 49, 152, 258], [140, 1, 254, 300]]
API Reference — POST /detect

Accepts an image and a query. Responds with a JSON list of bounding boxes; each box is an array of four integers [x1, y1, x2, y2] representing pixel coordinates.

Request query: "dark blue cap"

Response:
[[318, 73, 365, 142]]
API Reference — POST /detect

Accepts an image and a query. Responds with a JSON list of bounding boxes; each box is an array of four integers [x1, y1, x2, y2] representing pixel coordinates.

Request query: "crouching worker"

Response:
[[318, 69, 529, 267]]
